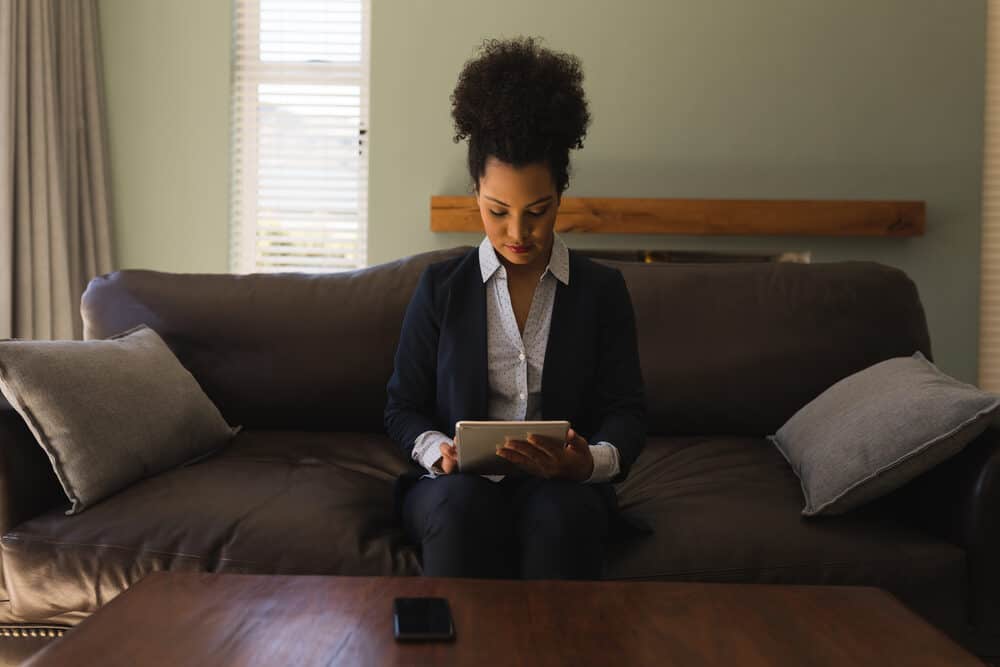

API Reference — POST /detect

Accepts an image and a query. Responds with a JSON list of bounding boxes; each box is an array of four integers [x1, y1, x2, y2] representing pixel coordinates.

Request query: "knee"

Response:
[[521, 481, 607, 540], [422, 476, 511, 537]]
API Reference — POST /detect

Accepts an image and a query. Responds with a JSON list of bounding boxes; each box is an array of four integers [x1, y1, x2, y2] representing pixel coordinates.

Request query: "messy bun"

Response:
[[450, 36, 591, 194]]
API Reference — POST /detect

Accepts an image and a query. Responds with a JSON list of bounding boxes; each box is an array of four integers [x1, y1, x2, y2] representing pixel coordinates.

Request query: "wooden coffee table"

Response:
[[25, 573, 983, 666]]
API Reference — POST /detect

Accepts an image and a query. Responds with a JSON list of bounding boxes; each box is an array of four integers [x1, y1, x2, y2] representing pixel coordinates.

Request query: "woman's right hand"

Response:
[[436, 437, 458, 474]]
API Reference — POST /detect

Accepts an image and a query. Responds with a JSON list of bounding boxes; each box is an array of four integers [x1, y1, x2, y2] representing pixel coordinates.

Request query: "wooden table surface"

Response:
[[26, 573, 983, 666]]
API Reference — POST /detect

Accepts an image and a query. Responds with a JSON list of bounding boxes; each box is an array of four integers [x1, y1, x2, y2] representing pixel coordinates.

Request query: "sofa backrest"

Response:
[[81, 249, 930, 437], [603, 258, 931, 436], [81, 248, 468, 433]]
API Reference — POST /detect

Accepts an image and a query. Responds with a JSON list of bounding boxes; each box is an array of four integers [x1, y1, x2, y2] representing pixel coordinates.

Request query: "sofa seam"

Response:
[[1, 535, 264, 568]]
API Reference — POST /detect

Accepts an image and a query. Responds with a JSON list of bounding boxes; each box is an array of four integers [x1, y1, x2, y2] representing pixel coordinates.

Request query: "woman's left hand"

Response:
[[496, 427, 594, 481]]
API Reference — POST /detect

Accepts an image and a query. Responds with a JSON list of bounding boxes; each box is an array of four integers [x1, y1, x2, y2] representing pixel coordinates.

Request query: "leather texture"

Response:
[[0, 250, 994, 657], [0, 432, 969, 640], [894, 424, 1000, 654], [78, 248, 470, 433], [0, 621, 65, 667], [78, 252, 931, 439], [603, 258, 933, 436], [606, 436, 968, 642], [2, 430, 422, 621], [0, 395, 65, 603]]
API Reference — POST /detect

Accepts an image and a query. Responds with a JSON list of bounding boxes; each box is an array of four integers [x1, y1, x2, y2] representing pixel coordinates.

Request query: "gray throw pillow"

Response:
[[768, 351, 1000, 516], [0, 324, 240, 514]]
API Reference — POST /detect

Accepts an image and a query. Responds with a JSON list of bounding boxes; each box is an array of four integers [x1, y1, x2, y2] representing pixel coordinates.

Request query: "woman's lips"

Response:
[[507, 244, 533, 253]]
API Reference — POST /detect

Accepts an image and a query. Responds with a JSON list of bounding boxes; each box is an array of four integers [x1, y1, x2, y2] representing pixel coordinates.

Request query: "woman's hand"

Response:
[[496, 428, 594, 481], [434, 436, 459, 474]]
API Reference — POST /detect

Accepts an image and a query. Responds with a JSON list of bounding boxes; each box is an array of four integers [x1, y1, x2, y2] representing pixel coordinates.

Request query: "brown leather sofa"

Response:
[[0, 246, 997, 664]]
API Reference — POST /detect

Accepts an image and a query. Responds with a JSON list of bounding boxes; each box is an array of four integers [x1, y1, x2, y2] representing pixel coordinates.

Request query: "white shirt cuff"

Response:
[[413, 430, 452, 475], [585, 442, 621, 483]]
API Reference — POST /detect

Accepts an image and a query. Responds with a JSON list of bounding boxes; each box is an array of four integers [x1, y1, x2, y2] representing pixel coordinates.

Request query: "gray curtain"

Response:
[[0, 0, 114, 340]]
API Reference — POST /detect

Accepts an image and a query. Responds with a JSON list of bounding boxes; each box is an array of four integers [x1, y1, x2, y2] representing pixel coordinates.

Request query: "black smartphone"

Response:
[[392, 597, 455, 642]]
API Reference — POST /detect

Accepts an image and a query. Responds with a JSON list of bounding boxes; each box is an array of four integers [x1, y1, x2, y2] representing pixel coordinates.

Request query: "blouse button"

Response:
[[518, 353, 525, 362], [519, 392, 526, 400]]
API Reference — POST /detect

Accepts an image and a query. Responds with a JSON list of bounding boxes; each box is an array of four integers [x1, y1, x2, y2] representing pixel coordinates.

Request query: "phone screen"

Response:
[[393, 597, 455, 641]]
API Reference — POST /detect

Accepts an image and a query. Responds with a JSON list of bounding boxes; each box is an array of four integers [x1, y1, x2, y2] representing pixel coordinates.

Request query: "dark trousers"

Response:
[[401, 474, 611, 580]]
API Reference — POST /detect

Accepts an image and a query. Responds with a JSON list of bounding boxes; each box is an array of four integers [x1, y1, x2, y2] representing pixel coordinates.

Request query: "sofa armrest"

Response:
[[903, 424, 1000, 632], [0, 396, 64, 536], [0, 395, 64, 604]]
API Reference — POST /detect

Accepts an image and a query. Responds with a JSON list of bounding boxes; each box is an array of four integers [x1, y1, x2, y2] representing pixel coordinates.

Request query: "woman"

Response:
[[384, 36, 646, 580]]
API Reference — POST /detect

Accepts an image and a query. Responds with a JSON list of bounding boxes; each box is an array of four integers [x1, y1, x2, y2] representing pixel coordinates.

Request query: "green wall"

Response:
[[99, 0, 986, 383], [99, 0, 232, 275]]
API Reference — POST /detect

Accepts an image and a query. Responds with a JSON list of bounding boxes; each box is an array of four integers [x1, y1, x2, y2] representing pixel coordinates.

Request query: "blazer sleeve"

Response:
[[589, 268, 647, 483], [384, 266, 441, 459]]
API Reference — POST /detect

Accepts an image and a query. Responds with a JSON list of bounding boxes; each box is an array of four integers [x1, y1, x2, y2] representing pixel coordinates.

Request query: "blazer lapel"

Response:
[[450, 252, 489, 423], [541, 270, 576, 420]]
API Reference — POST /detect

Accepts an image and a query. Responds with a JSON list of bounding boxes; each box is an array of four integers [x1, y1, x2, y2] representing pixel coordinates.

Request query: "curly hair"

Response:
[[450, 36, 591, 195]]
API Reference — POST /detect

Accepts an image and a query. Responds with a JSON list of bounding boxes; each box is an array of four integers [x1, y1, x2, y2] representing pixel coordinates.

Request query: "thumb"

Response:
[[566, 428, 589, 452]]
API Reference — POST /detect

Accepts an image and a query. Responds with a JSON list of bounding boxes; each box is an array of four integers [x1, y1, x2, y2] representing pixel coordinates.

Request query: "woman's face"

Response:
[[476, 156, 559, 272]]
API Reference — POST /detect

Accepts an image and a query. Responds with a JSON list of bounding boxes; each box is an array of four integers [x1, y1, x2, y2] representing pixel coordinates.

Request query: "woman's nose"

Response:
[[508, 215, 530, 241]]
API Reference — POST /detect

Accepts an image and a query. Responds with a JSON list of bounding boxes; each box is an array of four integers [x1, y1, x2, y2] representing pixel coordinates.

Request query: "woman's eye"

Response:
[[487, 208, 547, 217]]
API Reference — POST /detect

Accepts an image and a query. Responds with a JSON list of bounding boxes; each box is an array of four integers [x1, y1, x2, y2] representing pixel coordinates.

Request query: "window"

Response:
[[231, 0, 370, 273]]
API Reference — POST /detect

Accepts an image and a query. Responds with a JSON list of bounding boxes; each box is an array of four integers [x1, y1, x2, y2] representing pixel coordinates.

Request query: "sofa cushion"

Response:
[[0, 430, 422, 621], [3, 432, 966, 636], [768, 351, 1000, 516], [607, 436, 967, 638], [0, 324, 241, 514]]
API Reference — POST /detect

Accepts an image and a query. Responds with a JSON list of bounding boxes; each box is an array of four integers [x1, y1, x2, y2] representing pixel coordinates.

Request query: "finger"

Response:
[[517, 435, 560, 461], [496, 447, 549, 478], [526, 433, 564, 456], [499, 439, 554, 474], [442, 456, 457, 474], [440, 442, 458, 460], [502, 437, 555, 464], [566, 428, 589, 451]]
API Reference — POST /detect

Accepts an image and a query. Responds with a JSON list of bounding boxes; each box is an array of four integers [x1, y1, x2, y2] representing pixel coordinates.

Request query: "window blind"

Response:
[[231, 0, 370, 273], [982, 0, 1000, 390]]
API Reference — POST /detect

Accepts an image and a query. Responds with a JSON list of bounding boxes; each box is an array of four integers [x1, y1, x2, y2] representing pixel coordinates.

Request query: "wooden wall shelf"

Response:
[[430, 196, 925, 237]]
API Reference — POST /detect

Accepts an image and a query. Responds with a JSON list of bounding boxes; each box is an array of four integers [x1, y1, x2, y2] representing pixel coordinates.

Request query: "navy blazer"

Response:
[[384, 245, 647, 484]]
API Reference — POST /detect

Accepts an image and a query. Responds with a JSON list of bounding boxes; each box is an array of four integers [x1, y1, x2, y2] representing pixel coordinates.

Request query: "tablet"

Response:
[[454, 420, 571, 476]]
